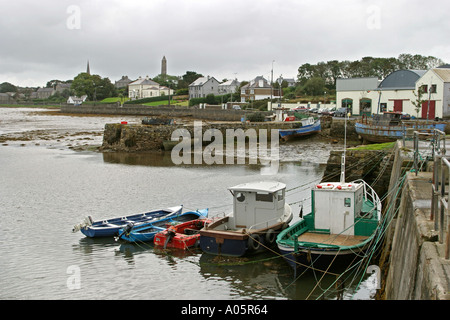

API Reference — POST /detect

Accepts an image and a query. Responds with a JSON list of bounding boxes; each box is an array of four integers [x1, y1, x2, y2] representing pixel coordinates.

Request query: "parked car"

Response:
[[293, 106, 308, 112], [320, 108, 334, 116], [309, 107, 319, 113], [401, 112, 411, 120], [334, 107, 348, 117]]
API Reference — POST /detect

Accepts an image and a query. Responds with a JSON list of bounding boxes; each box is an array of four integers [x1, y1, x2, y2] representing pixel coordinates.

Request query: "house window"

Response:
[[430, 85, 437, 93], [420, 85, 428, 93]]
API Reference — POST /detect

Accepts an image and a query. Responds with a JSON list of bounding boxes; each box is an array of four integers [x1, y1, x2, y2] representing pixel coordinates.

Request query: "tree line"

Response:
[[294, 53, 445, 97]]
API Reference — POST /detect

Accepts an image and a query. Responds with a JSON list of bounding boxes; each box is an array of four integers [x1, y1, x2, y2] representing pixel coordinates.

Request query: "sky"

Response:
[[1, 0, 449, 88]]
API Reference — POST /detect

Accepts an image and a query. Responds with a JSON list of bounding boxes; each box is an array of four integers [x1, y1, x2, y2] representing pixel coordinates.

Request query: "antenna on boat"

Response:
[[340, 108, 347, 184], [376, 85, 382, 114]]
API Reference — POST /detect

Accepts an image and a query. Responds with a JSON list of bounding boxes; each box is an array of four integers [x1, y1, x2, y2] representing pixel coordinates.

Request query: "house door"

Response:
[[421, 100, 436, 119], [393, 100, 403, 112]]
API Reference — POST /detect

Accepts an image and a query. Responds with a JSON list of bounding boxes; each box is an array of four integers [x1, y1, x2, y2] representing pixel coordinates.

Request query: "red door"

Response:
[[421, 100, 436, 119], [393, 100, 403, 112]]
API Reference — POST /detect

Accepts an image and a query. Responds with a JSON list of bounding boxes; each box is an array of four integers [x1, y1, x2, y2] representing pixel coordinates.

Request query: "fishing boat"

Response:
[[355, 111, 446, 143], [199, 181, 293, 257], [278, 117, 321, 141], [118, 208, 209, 243], [277, 112, 382, 276], [276, 179, 381, 276], [72, 205, 183, 238], [154, 219, 210, 250]]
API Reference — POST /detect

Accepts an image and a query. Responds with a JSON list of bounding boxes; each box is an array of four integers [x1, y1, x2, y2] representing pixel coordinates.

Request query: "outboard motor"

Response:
[[115, 222, 134, 241], [164, 226, 176, 249], [123, 222, 134, 235]]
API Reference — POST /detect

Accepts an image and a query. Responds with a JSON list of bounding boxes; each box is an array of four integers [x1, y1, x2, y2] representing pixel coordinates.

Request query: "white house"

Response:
[[218, 79, 240, 95], [336, 77, 380, 115], [335, 68, 450, 118], [240, 76, 281, 102], [414, 67, 450, 119], [128, 76, 174, 100], [67, 95, 87, 105], [189, 76, 220, 99]]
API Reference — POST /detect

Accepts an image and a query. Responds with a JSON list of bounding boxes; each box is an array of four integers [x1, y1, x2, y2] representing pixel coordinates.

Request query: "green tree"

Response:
[[412, 86, 426, 118], [301, 77, 326, 96], [177, 71, 203, 89], [0, 82, 17, 93], [71, 73, 116, 101]]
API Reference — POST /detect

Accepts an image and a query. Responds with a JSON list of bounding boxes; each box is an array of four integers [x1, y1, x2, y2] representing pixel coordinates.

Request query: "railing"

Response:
[[412, 129, 446, 176], [427, 129, 449, 259], [352, 179, 382, 219]]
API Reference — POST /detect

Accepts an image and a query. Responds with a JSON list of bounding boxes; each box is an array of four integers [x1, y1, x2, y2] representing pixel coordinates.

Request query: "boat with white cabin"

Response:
[[199, 181, 293, 257]]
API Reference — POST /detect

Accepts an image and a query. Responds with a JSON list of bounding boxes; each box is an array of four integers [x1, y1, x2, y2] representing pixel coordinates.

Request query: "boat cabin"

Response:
[[228, 181, 286, 230], [372, 111, 402, 126], [312, 182, 366, 236]]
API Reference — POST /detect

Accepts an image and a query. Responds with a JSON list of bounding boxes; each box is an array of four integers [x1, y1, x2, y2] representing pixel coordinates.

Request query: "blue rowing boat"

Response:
[[278, 117, 321, 141], [118, 208, 209, 243], [72, 205, 183, 238]]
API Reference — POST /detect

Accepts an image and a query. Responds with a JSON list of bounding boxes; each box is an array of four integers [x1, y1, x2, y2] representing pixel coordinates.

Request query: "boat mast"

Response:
[[376, 85, 382, 114], [340, 110, 347, 184]]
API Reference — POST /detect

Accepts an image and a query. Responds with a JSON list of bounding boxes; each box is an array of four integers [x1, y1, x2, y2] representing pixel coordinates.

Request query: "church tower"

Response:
[[161, 56, 167, 79], [86, 60, 90, 75]]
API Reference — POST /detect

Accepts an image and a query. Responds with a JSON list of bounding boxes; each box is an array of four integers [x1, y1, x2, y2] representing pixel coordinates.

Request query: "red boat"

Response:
[[154, 219, 209, 250]]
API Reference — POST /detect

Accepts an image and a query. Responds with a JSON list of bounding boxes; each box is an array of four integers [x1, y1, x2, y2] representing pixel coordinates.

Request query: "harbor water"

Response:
[[0, 107, 377, 300]]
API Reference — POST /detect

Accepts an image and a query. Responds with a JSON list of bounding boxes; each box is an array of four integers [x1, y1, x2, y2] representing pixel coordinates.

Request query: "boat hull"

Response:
[[277, 242, 370, 277], [199, 213, 291, 257], [355, 121, 446, 143], [119, 209, 208, 243], [77, 205, 183, 238], [154, 219, 208, 250], [279, 120, 321, 140]]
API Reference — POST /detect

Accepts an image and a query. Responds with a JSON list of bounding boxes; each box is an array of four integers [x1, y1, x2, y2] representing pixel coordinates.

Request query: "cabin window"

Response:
[[256, 192, 273, 202], [236, 193, 245, 202], [276, 190, 284, 201], [344, 197, 351, 207]]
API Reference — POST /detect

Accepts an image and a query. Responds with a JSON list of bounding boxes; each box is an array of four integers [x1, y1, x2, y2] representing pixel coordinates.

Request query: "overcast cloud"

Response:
[[1, 0, 449, 87]]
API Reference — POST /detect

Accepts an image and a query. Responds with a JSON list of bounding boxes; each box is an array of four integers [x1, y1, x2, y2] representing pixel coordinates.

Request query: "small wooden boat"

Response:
[[153, 219, 209, 250], [118, 208, 208, 243], [199, 181, 293, 257], [72, 205, 183, 238], [278, 117, 321, 141], [355, 112, 446, 143]]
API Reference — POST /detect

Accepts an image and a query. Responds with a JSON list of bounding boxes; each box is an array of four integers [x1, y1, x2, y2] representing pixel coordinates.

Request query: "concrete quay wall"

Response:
[[378, 142, 450, 300]]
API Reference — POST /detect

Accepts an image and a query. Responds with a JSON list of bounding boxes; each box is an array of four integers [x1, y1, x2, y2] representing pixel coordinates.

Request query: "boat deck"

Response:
[[298, 232, 368, 247]]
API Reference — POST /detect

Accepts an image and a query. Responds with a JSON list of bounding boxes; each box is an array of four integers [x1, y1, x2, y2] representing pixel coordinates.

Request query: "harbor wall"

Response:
[[376, 142, 449, 300], [101, 121, 299, 152], [60, 103, 271, 121], [383, 172, 448, 299]]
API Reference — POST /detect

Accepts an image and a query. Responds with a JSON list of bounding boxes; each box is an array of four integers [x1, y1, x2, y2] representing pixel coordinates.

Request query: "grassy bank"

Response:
[[349, 142, 395, 151]]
